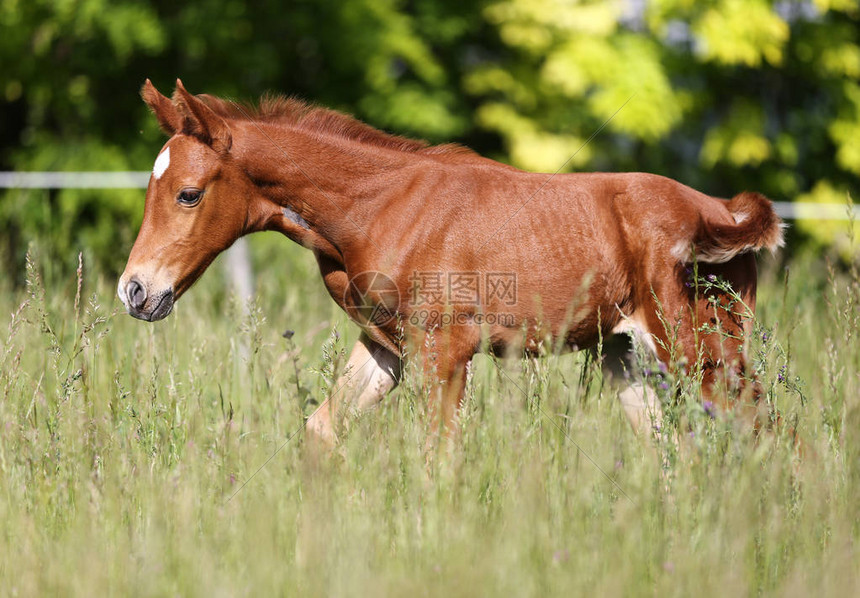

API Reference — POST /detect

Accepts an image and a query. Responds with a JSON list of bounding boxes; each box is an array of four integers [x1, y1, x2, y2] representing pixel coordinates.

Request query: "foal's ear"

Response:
[[173, 79, 233, 154], [141, 79, 181, 136]]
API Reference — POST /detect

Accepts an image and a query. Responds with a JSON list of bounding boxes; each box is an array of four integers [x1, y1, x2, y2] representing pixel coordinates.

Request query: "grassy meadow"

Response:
[[0, 233, 858, 596]]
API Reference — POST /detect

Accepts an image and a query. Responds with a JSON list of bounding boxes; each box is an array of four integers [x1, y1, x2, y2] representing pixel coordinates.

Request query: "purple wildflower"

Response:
[[703, 400, 715, 418], [658, 362, 668, 374], [777, 365, 786, 383], [659, 381, 669, 391], [761, 331, 769, 342], [685, 281, 693, 289], [706, 274, 717, 282]]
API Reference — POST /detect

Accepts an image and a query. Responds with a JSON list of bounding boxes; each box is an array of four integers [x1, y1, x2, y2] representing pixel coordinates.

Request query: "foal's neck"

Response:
[[235, 122, 412, 260]]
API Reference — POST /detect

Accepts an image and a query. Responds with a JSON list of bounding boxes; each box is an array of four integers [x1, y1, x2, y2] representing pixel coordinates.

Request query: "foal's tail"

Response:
[[677, 192, 785, 264]]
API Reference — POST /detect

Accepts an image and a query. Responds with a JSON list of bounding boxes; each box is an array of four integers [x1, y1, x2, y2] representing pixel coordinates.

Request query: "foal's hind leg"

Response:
[[305, 333, 400, 447], [637, 254, 762, 429], [689, 256, 764, 428]]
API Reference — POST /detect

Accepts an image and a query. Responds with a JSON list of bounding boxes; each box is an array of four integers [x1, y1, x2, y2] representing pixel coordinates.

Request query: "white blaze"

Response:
[[153, 147, 170, 179]]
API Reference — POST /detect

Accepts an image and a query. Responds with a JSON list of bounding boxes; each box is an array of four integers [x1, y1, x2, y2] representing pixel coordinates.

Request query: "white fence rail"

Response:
[[1, 171, 857, 221], [772, 202, 859, 221], [0, 171, 150, 189]]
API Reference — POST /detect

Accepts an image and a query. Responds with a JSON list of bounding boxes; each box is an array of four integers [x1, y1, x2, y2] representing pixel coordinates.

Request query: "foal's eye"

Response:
[[177, 188, 203, 206]]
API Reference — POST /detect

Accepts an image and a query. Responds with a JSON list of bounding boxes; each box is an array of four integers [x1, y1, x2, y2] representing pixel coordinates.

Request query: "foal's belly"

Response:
[[472, 252, 628, 356], [486, 296, 620, 357]]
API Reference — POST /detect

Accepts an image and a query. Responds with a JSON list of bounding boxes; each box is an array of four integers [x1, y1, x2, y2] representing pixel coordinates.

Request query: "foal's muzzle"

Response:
[[121, 277, 175, 322]]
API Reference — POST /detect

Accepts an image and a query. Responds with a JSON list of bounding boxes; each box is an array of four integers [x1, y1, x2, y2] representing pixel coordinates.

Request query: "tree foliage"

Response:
[[1, 0, 858, 276]]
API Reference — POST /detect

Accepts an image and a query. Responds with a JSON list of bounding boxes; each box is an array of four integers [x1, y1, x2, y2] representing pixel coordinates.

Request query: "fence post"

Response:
[[224, 237, 254, 309]]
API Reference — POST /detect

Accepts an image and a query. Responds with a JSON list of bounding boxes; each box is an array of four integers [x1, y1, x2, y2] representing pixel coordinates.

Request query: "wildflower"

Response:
[[777, 365, 786, 383], [685, 281, 693, 288], [703, 400, 715, 418], [761, 331, 769, 342], [658, 362, 668, 374], [706, 274, 717, 282], [659, 381, 669, 390]]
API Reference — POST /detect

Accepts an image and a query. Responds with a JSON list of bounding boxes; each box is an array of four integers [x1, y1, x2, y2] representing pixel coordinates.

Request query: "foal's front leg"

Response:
[[305, 333, 400, 447], [420, 331, 477, 454]]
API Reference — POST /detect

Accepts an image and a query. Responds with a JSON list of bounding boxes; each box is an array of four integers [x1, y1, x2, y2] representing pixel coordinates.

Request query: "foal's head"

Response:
[[119, 80, 259, 321]]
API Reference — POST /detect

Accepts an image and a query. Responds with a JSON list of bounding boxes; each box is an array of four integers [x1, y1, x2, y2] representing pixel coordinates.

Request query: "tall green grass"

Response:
[[1, 233, 858, 596]]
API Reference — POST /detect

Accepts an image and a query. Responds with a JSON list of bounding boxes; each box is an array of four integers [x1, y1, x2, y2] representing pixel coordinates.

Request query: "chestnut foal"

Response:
[[119, 80, 783, 446]]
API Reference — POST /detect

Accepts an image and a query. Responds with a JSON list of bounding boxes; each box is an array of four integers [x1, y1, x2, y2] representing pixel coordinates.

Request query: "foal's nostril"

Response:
[[127, 278, 147, 310]]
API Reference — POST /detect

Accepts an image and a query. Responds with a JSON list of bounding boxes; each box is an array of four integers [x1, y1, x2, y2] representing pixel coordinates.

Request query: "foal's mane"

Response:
[[196, 93, 474, 156]]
